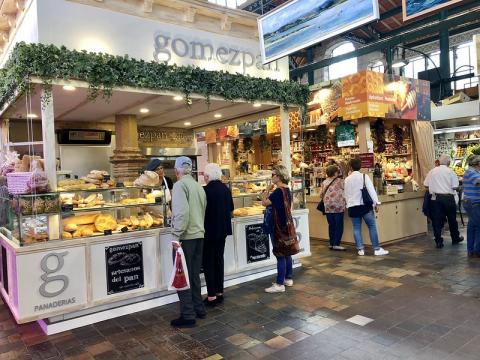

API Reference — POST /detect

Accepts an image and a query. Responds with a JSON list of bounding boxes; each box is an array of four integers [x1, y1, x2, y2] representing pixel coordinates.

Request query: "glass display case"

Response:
[[5, 186, 170, 246], [225, 176, 305, 218]]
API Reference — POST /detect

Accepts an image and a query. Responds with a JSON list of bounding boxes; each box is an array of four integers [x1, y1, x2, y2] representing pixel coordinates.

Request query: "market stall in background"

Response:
[[303, 70, 433, 245]]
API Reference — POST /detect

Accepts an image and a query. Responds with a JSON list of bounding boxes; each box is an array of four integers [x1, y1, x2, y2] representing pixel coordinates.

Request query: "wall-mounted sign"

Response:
[[246, 224, 270, 263], [34, 0, 289, 80], [258, 0, 380, 63], [138, 127, 194, 148], [105, 242, 144, 295], [359, 153, 375, 169], [336, 123, 356, 147], [402, 0, 463, 21]]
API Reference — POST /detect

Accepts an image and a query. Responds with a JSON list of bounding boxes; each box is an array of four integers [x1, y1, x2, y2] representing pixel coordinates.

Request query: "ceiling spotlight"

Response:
[[184, 121, 191, 126], [214, 113, 222, 118], [26, 113, 38, 118], [329, 128, 334, 133], [173, 95, 183, 101], [216, 142, 222, 146], [63, 85, 76, 91], [292, 133, 298, 139], [392, 59, 409, 68], [140, 108, 150, 114], [253, 103, 262, 108]]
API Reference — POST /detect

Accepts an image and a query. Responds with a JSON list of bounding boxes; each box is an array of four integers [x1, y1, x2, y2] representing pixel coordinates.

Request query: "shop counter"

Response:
[[307, 192, 427, 246], [0, 209, 310, 332]]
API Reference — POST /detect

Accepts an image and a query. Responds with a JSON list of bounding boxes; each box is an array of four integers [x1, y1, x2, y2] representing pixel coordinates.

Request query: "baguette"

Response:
[[63, 214, 99, 226]]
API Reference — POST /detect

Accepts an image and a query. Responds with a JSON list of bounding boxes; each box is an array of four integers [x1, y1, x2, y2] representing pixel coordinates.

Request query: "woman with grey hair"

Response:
[[463, 155, 480, 257], [202, 163, 234, 306], [262, 165, 299, 293]]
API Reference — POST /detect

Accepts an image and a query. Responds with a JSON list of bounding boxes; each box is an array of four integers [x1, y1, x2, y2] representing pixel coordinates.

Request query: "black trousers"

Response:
[[203, 235, 226, 297], [177, 239, 205, 320], [430, 194, 461, 244]]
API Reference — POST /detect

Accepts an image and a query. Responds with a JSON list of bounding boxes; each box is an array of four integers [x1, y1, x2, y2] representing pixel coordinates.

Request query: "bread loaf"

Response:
[[63, 214, 99, 226], [94, 214, 117, 231]]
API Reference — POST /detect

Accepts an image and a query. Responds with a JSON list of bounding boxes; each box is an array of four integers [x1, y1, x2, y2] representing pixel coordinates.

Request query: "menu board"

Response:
[[246, 224, 270, 263], [310, 70, 431, 122], [105, 242, 144, 295]]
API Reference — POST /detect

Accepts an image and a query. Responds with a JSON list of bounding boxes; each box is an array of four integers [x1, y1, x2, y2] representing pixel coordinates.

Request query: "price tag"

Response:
[[103, 175, 111, 182], [61, 204, 74, 212], [155, 196, 163, 205], [104, 229, 113, 236], [121, 227, 128, 233], [116, 182, 124, 188]]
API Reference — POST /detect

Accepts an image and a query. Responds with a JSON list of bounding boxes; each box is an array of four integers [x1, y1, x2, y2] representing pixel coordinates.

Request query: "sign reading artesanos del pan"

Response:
[[309, 70, 431, 125]]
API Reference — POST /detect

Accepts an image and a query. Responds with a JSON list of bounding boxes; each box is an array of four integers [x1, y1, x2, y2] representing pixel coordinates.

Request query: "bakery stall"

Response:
[[0, 0, 310, 333], [303, 71, 433, 245]]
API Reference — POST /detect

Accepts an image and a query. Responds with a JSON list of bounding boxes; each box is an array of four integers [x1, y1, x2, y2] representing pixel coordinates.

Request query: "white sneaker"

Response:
[[284, 279, 293, 287], [333, 246, 346, 251], [358, 249, 365, 256], [374, 248, 389, 256], [265, 283, 285, 293]]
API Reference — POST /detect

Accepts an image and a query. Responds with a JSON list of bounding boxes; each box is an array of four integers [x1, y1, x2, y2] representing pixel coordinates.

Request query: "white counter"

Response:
[[0, 209, 310, 332]]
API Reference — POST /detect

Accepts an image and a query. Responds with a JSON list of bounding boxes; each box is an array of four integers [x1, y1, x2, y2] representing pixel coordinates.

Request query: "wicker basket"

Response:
[[6, 172, 33, 195]]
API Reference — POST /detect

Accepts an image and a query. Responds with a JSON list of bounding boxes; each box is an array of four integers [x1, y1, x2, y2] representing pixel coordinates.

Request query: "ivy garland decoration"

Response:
[[0, 42, 310, 110]]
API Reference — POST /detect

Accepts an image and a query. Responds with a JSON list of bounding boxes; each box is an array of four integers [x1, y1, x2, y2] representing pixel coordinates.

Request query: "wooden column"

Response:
[[110, 114, 146, 182], [280, 107, 291, 176], [357, 118, 372, 154]]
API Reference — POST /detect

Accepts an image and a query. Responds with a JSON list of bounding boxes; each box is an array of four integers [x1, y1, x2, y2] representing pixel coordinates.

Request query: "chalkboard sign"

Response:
[[105, 242, 144, 295], [246, 224, 270, 263]]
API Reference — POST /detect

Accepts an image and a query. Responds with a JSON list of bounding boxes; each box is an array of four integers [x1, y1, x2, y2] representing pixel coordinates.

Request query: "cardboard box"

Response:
[[441, 92, 471, 105]]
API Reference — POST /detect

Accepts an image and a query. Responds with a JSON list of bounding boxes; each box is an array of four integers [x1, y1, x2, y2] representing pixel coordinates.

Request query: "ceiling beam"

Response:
[[379, 6, 402, 21], [290, 6, 480, 78], [405, 21, 480, 48]]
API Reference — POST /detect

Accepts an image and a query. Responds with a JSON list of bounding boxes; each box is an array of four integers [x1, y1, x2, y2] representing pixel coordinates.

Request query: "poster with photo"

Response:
[[402, 0, 463, 21]]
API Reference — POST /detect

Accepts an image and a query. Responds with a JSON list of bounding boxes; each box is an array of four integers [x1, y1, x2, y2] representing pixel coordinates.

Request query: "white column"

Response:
[[280, 107, 291, 176], [41, 87, 57, 190], [41, 87, 59, 240]]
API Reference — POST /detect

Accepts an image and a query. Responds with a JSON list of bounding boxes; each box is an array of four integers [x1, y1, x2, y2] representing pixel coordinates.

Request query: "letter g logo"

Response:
[[39, 252, 69, 298]]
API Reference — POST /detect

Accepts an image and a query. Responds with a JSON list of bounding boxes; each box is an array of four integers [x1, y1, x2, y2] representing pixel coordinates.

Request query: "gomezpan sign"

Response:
[[153, 33, 281, 76]]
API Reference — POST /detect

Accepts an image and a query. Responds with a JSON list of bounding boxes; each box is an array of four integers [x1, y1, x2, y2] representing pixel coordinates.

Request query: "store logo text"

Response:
[[153, 33, 280, 75]]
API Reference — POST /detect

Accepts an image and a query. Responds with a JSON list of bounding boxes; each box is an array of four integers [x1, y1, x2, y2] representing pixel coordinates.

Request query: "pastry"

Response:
[[130, 216, 140, 227], [62, 231, 72, 239], [144, 213, 154, 228], [64, 223, 78, 232], [72, 230, 82, 238], [81, 228, 94, 237], [94, 214, 117, 232]]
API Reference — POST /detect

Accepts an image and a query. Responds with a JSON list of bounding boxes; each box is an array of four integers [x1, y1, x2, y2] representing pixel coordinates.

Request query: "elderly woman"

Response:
[[463, 155, 480, 257], [321, 165, 346, 251], [262, 165, 298, 293], [202, 163, 234, 306]]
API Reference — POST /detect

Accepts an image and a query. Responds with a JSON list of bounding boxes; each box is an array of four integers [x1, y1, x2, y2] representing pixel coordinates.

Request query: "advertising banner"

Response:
[[310, 70, 431, 122]]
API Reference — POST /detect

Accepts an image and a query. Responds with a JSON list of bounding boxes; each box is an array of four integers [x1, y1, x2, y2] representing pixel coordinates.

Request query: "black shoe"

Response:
[[196, 312, 207, 319], [216, 295, 224, 303], [453, 236, 464, 245], [435, 242, 444, 249], [170, 317, 196, 328], [203, 298, 217, 307]]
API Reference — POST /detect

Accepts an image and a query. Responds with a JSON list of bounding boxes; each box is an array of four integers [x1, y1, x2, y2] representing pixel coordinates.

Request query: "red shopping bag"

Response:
[[168, 243, 190, 291]]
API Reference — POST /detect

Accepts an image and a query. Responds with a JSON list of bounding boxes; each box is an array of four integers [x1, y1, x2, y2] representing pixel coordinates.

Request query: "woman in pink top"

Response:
[[321, 165, 346, 251]]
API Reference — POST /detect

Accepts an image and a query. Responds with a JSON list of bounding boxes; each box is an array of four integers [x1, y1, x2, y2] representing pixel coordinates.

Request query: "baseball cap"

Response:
[[145, 158, 162, 172], [175, 156, 192, 169]]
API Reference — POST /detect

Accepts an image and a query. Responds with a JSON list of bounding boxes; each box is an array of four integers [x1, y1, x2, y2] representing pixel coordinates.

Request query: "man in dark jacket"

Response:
[[202, 163, 234, 306]]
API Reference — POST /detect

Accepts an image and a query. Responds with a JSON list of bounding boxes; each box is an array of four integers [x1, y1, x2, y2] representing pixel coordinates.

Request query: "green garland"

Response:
[[0, 42, 310, 110]]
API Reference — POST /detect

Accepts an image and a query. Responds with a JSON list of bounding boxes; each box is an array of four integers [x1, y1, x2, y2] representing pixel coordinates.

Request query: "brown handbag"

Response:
[[272, 188, 300, 257]]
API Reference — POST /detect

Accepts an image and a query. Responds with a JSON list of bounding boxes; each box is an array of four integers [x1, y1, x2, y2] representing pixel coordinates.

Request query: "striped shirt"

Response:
[[463, 167, 480, 202]]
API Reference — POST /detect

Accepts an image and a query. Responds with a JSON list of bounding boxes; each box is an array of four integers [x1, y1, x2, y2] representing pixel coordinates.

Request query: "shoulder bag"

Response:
[[317, 177, 338, 215], [272, 188, 300, 257], [361, 174, 374, 207]]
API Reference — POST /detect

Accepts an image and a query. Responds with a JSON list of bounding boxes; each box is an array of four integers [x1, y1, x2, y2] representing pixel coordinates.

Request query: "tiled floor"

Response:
[[2, 227, 480, 359]]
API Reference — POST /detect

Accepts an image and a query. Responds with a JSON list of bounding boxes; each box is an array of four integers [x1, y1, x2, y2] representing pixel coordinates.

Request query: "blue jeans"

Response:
[[326, 212, 344, 247], [464, 201, 480, 254], [351, 211, 380, 250], [276, 256, 292, 285]]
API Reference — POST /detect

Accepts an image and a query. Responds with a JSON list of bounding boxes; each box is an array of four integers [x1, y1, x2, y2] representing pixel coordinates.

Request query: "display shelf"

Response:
[[63, 202, 163, 215], [57, 186, 162, 193], [455, 138, 480, 143], [384, 153, 412, 157], [7, 141, 43, 147]]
